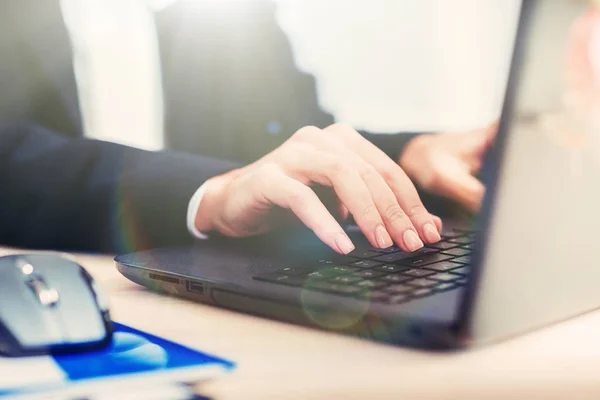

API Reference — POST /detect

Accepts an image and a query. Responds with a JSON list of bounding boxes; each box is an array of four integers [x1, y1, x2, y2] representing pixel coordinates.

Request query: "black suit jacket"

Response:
[[0, 1, 238, 253]]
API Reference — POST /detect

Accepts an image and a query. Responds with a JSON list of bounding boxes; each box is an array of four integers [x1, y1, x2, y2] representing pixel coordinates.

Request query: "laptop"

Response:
[[116, 0, 600, 349]]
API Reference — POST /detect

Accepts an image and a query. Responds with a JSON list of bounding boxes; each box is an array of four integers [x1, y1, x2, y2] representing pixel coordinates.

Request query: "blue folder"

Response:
[[0, 323, 235, 398]]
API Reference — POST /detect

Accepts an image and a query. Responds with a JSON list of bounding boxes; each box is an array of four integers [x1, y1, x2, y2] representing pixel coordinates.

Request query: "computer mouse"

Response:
[[0, 254, 113, 357]]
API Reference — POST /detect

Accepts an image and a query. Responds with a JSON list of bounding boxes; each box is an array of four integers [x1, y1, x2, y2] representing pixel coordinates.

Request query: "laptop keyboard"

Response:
[[253, 231, 474, 305]]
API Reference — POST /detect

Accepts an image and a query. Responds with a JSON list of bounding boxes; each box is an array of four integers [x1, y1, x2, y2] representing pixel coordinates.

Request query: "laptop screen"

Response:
[[480, 0, 594, 222], [464, 0, 600, 342]]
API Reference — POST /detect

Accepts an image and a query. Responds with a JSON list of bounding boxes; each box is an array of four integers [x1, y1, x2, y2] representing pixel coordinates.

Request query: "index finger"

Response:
[[260, 167, 356, 255]]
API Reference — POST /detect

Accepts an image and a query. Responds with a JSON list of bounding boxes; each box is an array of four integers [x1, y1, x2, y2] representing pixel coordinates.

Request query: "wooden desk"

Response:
[[3, 247, 600, 400]]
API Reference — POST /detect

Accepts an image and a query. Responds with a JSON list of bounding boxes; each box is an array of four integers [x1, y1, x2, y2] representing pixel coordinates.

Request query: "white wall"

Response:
[[61, 0, 165, 150], [276, 0, 522, 133]]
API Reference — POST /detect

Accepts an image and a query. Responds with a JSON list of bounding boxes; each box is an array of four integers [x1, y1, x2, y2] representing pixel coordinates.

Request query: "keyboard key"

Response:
[[356, 280, 389, 290], [399, 253, 454, 268], [418, 247, 440, 255], [365, 291, 392, 303], [316, 259, 335, 265], [347, 250, 378, 259], [461, 243, 474, 250], [449, 236, 472, 244], [307, 271, 334, 280], [330, 275, 362, 284], [372, 245, 402, 254], [317, 255, 342, 265], [423, 261, 464, 272], [254, 273, 305, 287], [412, 288, 435, 297], [389, 294, 411, 304], [456, 278, 468, 285], [296, 264, 359, 277], [430, 273, 461, 282], [383, 284, 415, 294], [449, 266, 469, 276], [452, 228, 477, 234], [316, 254, 356, 265], [435, 283, 457, 292], [405, 278, 439, 288], [372, 251, 415, 264], [441, 231, 467, 239], [442, 247, 471, 257], [402, 268, 436, 278], [330, 265, 360, 274], [306, 281, 363, 295], [349, 260, 382, 269], [374, 247, 440, 264], [353, 270, 387, 279], [379, 274, 413, 284], [452, 256, 470, 264], [427, 241, 460, 250], [374, 265, 410, 274], [276, 267, 314, 275]]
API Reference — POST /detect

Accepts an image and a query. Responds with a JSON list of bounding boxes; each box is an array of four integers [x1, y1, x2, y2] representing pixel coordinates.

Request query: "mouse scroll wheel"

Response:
[[26, 278, 60, 307]]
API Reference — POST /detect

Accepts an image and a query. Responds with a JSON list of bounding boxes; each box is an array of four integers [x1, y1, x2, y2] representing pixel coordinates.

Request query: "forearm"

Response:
[[0, 123, 240, 253]]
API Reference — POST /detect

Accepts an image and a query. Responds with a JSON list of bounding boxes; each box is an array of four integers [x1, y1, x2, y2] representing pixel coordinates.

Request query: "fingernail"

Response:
[[335, 234, 355, 254], [403, 230, 424, 252], [376, 225, 393, 249], [424, 223, 441, 243]]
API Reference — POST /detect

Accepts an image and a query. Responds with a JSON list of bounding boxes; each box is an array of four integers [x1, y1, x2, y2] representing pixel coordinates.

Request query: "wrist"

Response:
[[399, 133, 431, 170], [194, 170, 238, 234]]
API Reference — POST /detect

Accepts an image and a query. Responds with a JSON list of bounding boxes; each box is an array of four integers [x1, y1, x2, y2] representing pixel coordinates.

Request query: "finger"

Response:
[[299, 155, 394, 250], [344, 156, 427, 252], [485, 120, 500, 143], [329, 126, 441, 244], [262, 168, 356, 254], [338, 204, 350, 221], [293, 148, 429, 252], [311, 185, 341, 213], [377, 164, 441, 245], [435, 166, 486, 213], [289, 126, 394, 248], [323, 125, 440, 246], [431, 215, 443, 232], [466, 121, 499, 167]]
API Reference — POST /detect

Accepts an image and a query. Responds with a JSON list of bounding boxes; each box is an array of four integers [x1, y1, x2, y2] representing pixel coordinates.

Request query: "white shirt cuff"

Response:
[[187, 182, 210, 240]]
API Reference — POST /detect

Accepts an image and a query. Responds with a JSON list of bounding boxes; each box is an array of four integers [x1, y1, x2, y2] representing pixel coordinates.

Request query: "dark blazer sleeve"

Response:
[[0, 123, 240, 253], [361, 131, 421, 162]]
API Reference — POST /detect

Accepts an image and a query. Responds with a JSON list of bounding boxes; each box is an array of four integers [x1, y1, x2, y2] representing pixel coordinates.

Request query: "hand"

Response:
[[195, 124, 442, 254], [564, 7, 600, 117], [399, 123, 498, 212]]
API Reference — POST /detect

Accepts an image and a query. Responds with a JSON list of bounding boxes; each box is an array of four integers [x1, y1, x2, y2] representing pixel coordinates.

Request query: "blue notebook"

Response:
[[0, 323, 234, 398]]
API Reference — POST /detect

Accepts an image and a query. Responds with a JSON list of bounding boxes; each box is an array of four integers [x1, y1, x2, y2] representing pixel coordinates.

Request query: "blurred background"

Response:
[[54, 0, 580, 160]]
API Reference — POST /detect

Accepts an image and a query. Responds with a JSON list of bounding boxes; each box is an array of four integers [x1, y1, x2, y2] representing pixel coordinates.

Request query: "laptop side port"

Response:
[[186, 280, 205, 294], [148, 273, 180, 284]]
